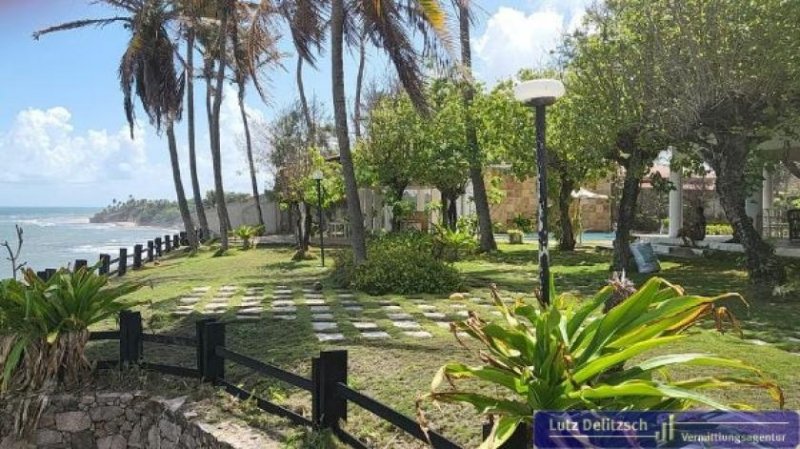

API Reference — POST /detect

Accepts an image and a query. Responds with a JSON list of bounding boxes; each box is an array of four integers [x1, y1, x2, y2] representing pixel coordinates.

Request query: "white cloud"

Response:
[[473, 2, 589, 83], [0, 107, 147, 184]]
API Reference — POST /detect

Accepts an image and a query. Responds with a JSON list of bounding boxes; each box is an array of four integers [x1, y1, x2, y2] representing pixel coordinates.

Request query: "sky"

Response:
[[0, 0, 591, 207]]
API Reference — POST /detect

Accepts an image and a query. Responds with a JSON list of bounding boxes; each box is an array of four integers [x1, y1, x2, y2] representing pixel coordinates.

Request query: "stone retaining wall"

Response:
[[0, 391, 277, 449]]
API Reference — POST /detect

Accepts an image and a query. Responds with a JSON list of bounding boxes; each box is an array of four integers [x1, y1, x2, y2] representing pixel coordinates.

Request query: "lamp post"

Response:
[[312, 169, 325, 267], [513, 79, 565, 306]]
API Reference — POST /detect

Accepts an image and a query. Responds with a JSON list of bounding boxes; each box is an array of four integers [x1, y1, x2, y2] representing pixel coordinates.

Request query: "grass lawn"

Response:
[[91, 242, 800, 448]]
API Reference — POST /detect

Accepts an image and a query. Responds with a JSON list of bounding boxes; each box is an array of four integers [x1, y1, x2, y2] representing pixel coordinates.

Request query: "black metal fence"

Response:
[[35, 229, 208, 281], [92, 311, 529, 449]]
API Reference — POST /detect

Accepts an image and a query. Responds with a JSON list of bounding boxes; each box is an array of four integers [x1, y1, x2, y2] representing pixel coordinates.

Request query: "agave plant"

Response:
[[420, 277, 783, 448], [0, 268, 142, 393]]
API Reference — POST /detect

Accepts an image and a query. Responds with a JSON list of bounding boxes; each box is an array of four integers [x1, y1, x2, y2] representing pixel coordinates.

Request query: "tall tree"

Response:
[[35, 0, 198, 249], [455, 0, 496, 252], [650, 0, 799, 283]]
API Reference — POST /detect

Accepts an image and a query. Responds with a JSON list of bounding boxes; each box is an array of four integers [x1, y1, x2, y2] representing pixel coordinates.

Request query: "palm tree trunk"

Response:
[[612, 146, 644, 272], [166, 121, 198, 249], [296, 56, 315, 140], [710, 134, 785, 284], [353, 33, 367, 140], [210, 1, 231, 251], [331, 0, 367, 263], [238, 88, 265, 227], [458, 0, 496, 252], [186, 30, 210, 240]]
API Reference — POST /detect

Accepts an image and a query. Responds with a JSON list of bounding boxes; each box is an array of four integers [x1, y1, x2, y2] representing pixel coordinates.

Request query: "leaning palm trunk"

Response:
[[186, 30, 210, 240], [209, 4, 231, 252], [296, 56, 315, 139], [353, 33, 367, 140], [612, 137, 645, 272], [238, 89, 265, 227], [331, 0, 368, 263], [166, 121, 198, 249], [458, 0, 496, 252]]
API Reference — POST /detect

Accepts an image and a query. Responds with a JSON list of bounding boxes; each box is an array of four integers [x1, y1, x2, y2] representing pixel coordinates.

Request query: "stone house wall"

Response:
[[0, 392, 276, 449]]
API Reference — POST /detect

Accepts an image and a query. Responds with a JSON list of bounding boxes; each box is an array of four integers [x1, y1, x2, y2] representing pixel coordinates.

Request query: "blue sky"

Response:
[[0, 0, 590, 207]]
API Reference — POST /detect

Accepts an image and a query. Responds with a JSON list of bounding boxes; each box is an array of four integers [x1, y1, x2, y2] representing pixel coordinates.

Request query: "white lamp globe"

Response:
[[513, 79, 566, 106], [311, 169, 324, 181]]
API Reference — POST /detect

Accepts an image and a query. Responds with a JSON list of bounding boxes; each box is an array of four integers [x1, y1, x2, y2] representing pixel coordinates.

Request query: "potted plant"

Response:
[[508, 229, 524, 244]]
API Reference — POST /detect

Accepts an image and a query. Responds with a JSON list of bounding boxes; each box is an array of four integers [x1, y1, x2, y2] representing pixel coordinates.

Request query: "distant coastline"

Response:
[[90, 198, 183, 227]]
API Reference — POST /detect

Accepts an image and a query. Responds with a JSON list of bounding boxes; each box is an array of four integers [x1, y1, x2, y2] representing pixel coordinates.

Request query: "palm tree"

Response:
[[180, 0, 211, 240], [298, 0, 448, 263], [456, 0, 496, 252], [35, 0, 199, 249]]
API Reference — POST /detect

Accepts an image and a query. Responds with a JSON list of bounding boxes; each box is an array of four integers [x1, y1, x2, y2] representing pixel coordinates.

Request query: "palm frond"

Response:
[[33, 17, 132, 40]]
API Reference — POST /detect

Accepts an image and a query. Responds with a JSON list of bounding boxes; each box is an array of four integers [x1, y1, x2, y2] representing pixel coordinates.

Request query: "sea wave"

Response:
[[69, 244, 130, 254]]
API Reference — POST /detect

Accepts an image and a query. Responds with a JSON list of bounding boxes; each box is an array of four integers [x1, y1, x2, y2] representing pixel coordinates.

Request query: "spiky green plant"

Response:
[[232, 225, 260, 249], [419, 278, 783, 449], [0, 268, 142, 393]]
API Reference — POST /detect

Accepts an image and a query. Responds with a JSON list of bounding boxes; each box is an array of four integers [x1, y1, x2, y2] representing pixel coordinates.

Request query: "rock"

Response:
[[159, 397, 186, 413], [69, 430, 94, 449], [313, 281, 323, 291], [127, 423, 142, 448], [90, 406, 124, 422], [159, 418, 182, 442], [96, 393, 121, 405], [55, 411, 92, 432], [96, 435, 126, 449], [449, 293, 465, 301], [35, 429, 63, 446]]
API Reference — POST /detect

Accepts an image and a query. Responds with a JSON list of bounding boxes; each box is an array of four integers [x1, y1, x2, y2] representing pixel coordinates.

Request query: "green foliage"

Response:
[[422, 278, 783, 448], [706, 224, 734, 236], [432, 224, 478, 262], [231, 225, 262, 249], [0, 268, 143, 393], [510, 214, 533, 233], [331, 232, 462, 295]]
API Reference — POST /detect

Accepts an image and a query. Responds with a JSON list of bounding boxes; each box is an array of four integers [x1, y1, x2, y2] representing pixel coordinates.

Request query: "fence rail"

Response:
[[35, 229, 202, 282], [89, 311, 528, 449]]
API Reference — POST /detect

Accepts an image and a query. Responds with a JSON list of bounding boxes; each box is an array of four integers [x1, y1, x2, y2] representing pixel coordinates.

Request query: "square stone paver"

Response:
[[305, 293, 325, 299], [392, 321, 421, 329], [387, 313, 413, 320], [272, 300, 295, 307], [312, 322, 338, 332], [340, 300, 359, 306], [449, 303, 467, 309], [452, 311, 470, 318], [179, 298, 200, 305], [238, 307, 264, 315], [305, 299, 326, 305], [272, 305, 297, 312], [382, 305, 403, 311], [316, 333, 345, 342], [351, 322, 378, 330], [310, 306, 331, 312], [417, 305, 437, 311], [192, 286, 211, 292], [423, 312, 446, 320], [344, 306, 363, 313], [361, 331, 391, 339], [274, 289, 293, 295], [242, 296, 262, 301], [338, 293, 355, 299], [274, 314, 296, 321], [219, 285, 238, 292], [312, 313, 335, 321], [403, 331, 432, 338]]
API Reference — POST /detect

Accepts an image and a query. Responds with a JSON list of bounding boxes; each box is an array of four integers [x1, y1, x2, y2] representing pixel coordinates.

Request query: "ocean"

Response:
[[0, 207, 178, 279]]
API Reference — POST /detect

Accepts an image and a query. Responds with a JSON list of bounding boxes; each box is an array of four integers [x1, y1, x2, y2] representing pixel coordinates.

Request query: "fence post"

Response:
[[74, 259, 88, 271], [195, 318, 215, 379], [118, 248, 128, 276], [173, 233, 180, 248], [165, 235, 172, 253], [147, 240, 154, 262], [180, 231, 188, 246], [99, 254, 111, 275], [313, 350, 348, 429], [36, 271, 47, 280], [482, 419, 530, 449], [201, 321, 225, 383], [196, 228, 203, 242], [133, 244, 143, 269], [44, 268, 57, 280], [119, 311, 143, 367], [155, 237, 162, 257]]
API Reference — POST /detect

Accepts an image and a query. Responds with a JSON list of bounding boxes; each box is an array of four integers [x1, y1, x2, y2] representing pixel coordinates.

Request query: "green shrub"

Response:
[[0, 268, 142, 393], [706, 223, 733, 235], [420, 277, 783, 448], [331, 232, 462, 295], [432, 225, 478, 261], [511, 214, 533, 233]]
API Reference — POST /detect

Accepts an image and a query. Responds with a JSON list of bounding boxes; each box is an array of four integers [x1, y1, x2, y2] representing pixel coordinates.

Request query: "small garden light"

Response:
[[311, 169, 325, 266], [514, 79, 565, 305]]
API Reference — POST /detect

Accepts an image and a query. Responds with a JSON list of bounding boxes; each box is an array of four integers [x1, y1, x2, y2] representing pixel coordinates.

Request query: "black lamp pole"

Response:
[[534, 103, 550, 305], [316, 178, 325, 267]]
